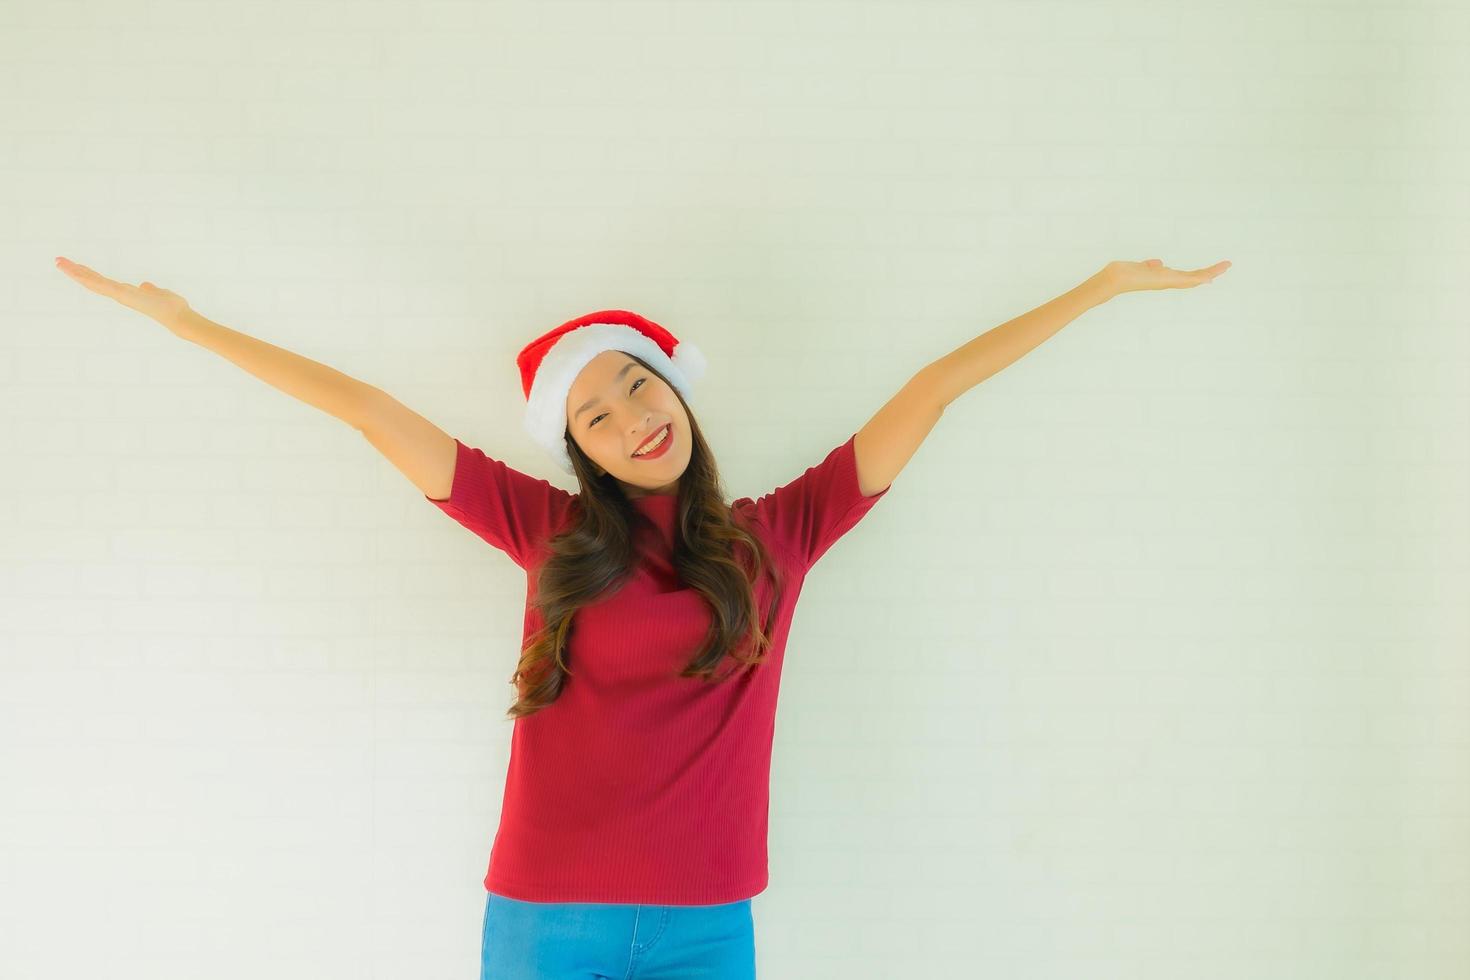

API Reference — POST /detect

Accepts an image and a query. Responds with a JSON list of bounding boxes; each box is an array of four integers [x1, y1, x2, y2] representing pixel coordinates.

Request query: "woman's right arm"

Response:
[[172, 311, 455, 499], [55, 257, 455, 500], [354, 387, 457, 500], [169, 308, 378, 430]]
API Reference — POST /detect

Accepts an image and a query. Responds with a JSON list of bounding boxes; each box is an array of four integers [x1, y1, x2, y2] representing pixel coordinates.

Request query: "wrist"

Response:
[[164, 307, 203, 338], [1082, 268, 1118, 306]]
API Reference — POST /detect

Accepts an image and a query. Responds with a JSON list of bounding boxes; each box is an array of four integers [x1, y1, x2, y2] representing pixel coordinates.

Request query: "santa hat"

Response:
[[517, 309, 707, 475]]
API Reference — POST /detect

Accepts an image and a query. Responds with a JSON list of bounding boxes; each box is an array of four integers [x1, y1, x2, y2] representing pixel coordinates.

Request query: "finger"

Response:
[[1182, 262, 1228, 286], [57, 257, 101, 283], [58, 260, 128, 297], [57, 257, 112, 283]]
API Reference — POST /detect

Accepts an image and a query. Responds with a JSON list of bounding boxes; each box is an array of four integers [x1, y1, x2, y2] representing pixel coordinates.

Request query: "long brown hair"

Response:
[[506, 353, 787, 720]]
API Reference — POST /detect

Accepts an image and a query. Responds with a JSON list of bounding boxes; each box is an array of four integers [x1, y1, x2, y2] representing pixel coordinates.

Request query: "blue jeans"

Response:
[[480, 890, 756, 980]]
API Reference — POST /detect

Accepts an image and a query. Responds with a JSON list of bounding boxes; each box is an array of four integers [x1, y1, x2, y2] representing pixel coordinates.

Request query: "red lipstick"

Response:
[[631, 423, 673, 460]]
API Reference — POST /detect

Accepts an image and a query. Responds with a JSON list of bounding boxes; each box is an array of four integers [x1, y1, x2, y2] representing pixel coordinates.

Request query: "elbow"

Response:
[[911, 363, 953, 415]]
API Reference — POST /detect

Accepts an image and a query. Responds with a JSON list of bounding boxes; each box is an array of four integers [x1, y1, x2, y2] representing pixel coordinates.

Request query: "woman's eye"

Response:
[[589, 378, 645, 428]]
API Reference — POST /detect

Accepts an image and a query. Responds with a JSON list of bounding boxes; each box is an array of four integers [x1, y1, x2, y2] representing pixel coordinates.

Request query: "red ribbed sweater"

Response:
[[424, 432, 889, 905]]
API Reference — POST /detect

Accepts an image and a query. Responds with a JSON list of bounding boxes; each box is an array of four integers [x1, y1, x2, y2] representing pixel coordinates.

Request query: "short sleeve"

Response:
[[424, 437, 576, 570], [743, 432, 890, 574]]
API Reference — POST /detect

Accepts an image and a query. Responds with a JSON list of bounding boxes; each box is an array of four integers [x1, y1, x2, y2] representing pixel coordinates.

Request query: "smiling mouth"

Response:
[[631, 423, 671, 457]]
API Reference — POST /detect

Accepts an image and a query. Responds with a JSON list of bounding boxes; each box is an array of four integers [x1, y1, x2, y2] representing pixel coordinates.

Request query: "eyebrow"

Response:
[[573, 361, 638, 422]]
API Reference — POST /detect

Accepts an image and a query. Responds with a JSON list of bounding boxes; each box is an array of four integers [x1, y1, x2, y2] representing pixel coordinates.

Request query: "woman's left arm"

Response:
[[851, 258, 1232, 497]]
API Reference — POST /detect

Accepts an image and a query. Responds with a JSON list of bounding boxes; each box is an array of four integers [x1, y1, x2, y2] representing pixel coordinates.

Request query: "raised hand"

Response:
[[1102, 258, 1232, 297], [54, 256, 193, 330]]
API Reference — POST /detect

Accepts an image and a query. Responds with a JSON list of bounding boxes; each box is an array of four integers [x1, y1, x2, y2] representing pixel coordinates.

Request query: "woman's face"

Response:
[[565, 350, 690, 498]]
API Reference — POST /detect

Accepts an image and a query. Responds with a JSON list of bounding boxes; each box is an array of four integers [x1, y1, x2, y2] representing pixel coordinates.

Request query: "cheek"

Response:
[[593, 432, 624, 463]]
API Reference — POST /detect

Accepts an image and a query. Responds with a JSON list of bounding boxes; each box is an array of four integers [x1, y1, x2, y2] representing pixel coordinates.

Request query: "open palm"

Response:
[[1105, 258, 1232, 296], [54, 256, 193, 328]]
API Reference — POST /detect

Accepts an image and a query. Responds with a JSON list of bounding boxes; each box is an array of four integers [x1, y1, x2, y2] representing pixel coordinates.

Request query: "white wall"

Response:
[[3, 0, 1466, 977]]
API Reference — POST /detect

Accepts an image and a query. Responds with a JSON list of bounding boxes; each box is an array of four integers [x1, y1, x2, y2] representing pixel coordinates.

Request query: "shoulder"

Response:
[[729, 496, 801, 570]]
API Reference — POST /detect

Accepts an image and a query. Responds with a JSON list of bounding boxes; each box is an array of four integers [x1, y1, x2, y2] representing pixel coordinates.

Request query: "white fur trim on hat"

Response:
[[523, 323, 706, 475]]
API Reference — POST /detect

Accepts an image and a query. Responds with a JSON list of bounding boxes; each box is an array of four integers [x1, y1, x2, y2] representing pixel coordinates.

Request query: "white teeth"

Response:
[[633, 424, 669, 456]]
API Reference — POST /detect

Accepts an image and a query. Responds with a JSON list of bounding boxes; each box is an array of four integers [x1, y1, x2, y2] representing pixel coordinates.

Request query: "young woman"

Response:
[[54, 254, 1230, 979]]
